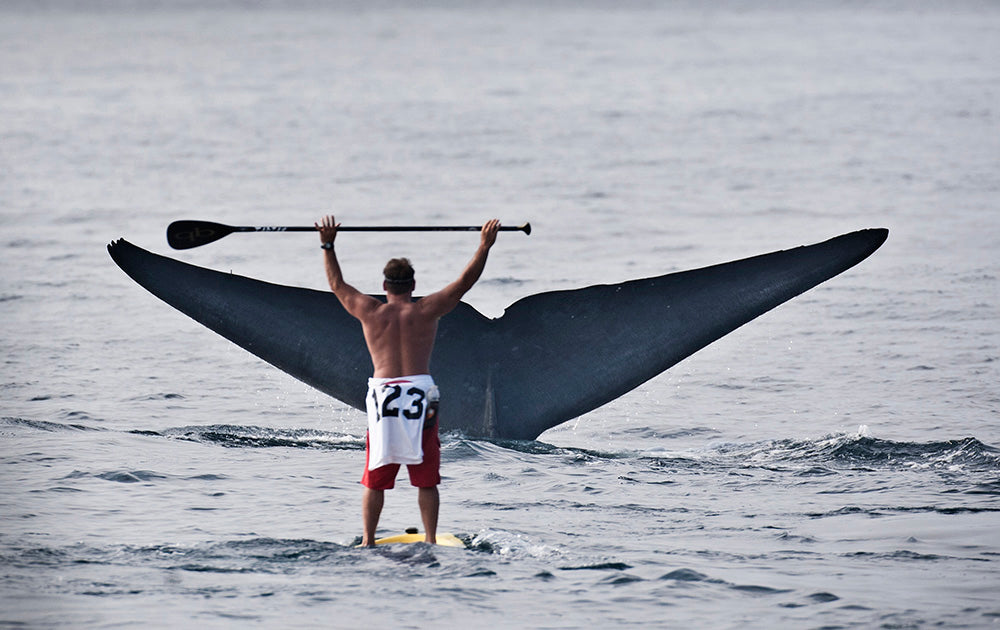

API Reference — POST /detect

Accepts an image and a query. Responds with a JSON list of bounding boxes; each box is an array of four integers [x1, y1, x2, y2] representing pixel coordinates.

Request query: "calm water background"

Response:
[[2, 1, 999, 627]]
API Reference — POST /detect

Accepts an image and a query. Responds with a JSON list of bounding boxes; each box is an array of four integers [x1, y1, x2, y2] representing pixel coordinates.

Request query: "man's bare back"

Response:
[[357, 300, 438, 377]]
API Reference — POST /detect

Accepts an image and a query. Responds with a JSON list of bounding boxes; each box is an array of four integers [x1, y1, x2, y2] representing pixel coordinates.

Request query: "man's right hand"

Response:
[[481, 219, 500, 249]]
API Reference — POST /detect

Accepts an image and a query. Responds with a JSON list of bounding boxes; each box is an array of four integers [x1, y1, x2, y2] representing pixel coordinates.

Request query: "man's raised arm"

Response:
[[420, 219, 500, 318], [317, 215, 379, 319]]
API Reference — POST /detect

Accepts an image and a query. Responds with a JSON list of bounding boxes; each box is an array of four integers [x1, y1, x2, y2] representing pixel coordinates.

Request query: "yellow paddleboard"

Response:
[[366, 532, 466, 548]]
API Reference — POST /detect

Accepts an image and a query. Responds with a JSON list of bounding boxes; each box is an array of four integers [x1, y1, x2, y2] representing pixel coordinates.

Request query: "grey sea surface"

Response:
[[2, 2, 999, 628]]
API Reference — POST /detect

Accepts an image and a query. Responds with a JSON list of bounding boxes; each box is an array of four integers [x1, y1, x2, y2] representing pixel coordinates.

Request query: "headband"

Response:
[[384, 275, 414, 285]]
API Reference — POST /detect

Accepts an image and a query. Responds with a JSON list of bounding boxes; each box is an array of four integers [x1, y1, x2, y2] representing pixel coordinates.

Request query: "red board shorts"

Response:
[[361, 421, 440, 490]]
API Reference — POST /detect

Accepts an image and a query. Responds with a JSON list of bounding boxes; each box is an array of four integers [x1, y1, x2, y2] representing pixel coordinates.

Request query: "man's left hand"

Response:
[[316, 215, 339, 246]]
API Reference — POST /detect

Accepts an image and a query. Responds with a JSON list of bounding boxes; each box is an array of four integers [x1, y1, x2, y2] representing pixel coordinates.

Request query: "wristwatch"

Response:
[[321, 242, 335, 250]]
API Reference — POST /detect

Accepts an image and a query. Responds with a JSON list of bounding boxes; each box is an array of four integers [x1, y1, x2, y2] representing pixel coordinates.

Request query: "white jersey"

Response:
[[365, 374, 437, 470]]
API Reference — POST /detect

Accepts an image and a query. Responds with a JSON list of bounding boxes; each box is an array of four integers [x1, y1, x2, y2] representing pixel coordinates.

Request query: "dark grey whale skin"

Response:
[[109, 228, 887, 440]]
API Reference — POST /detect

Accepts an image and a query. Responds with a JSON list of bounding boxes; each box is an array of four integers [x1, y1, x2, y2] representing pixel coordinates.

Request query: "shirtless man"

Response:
[[316, 215, 500, 546]]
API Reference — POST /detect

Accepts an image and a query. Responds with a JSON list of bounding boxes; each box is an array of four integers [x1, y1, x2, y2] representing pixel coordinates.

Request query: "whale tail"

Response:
[[109, 228, 887, 439]]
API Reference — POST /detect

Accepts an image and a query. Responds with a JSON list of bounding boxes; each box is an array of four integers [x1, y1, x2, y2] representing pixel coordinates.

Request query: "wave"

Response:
[[0, 538, 355, 577], [736, 433, 1000, 472], [0, 416, 103, 433], [448, 426, 1000, 477], [645, 431, 1000, 474], [159, 424, 364, 450], [444, 435, 624, 462], [61, 469, 172, 484], [1, 417, 363, 451]]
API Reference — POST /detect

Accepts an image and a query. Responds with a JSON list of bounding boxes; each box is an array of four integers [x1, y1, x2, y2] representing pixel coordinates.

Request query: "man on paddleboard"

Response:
[[316, 215, 500, 546]]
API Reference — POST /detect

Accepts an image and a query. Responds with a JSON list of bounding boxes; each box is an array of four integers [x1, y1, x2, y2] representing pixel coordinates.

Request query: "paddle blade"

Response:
[[167, 221, 236, 249]]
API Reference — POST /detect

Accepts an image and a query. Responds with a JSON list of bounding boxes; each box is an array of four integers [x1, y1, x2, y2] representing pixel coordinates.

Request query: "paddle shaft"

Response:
[[167, 220, 530, 249], [232, 225, 526, 232]]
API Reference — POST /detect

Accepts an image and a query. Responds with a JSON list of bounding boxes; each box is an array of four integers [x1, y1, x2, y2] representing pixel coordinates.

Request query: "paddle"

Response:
[[167, 220, 532, 250]]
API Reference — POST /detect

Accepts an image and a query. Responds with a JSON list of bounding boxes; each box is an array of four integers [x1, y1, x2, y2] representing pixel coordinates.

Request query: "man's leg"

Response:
[[362, 487, 384, 547], [418, 486, 439, 544]]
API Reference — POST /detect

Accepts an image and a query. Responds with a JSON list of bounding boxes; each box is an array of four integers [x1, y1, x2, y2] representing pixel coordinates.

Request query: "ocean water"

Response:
[[2, 2, 999, 628]]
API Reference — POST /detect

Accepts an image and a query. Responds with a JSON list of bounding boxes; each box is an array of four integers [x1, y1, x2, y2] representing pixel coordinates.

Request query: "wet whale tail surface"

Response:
[[108, 228, 887, 439]]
